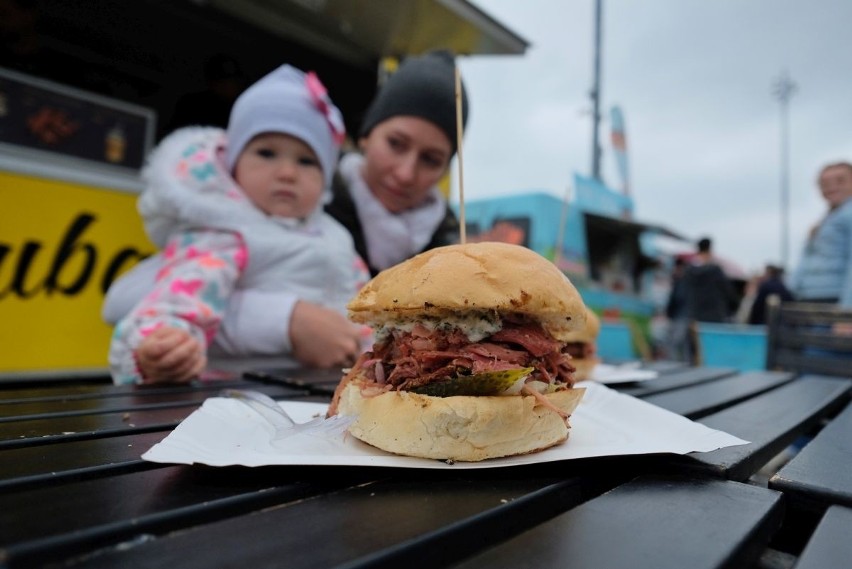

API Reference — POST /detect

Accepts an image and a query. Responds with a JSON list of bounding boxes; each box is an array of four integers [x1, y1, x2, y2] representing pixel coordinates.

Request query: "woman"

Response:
[[327, 49, 465, 275], [102, 50, 469, 371]]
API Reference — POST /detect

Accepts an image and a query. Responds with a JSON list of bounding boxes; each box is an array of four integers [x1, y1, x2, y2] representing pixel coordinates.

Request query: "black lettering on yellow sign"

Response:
[[0, 213, 149, 300]]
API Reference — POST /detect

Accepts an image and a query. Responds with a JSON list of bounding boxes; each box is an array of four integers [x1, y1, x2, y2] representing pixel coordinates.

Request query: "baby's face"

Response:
[[234, 133, 323, 218]]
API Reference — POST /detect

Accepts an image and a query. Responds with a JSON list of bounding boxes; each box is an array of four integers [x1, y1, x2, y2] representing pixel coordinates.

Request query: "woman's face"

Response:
[[359, 116, 452, 213]]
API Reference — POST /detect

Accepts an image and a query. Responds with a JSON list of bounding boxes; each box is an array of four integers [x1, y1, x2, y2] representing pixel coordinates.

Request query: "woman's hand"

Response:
[[135, 327, 207, 384], [290, 301, 362, 368]]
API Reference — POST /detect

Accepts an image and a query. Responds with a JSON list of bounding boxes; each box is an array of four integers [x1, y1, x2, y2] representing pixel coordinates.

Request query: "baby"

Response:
[[109, 65, 369, 384]]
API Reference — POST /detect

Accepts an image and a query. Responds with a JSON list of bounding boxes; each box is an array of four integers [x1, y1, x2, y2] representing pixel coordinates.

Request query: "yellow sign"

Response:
[[0, 171, 154, 374]]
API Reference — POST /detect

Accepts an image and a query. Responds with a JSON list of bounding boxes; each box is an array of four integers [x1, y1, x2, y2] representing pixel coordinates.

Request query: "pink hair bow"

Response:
[[306, 71, 346, 145]]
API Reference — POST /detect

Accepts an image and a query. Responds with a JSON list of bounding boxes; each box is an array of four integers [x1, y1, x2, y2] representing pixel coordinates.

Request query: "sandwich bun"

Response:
[[569, 357, 598, 382], [564, 306, 601, 344], [347, 242, 587, 340], [336, 378, 585, 461], [562, 307, 602, 381]]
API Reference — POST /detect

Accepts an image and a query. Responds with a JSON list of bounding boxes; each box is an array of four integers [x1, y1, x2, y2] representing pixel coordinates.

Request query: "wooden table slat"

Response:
[[0, 379, 245, 405], [0, 406, 195, 447], [638, 360, 692, 374], [49, 473, 624, 569], [617, 366, 738, 398], [0, 383, 305, 422], [452, 475, 783, 569], [0, 465, 379, 569], [0, 431, 168, 490], [643, 370, 796, 419], [769, 400, 852, 513], [790, 505, 852, 569], [683, 376, 851, 481], [245, 367, 345, 395]]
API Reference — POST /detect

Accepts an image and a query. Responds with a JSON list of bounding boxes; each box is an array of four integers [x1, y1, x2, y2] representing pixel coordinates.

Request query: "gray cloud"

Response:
[[458, 0, 852, 273]]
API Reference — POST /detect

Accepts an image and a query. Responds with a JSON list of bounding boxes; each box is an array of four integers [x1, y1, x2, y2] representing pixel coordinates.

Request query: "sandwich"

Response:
[[563, 306, 601, 381], [328, 242, 587, 462]]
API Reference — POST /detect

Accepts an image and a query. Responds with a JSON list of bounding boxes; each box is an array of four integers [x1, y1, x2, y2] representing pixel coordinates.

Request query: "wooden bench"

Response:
[[766, 299, 852, 377]]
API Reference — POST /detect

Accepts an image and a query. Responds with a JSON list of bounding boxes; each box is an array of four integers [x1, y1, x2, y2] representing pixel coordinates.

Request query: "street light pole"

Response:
[[772, 70, 796, 270], [590, 0, 603, 180]]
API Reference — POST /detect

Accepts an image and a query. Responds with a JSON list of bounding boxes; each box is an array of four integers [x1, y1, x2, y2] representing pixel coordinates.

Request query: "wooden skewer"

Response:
[[454, 64, 466, 244], [554, 185, 572, 268]]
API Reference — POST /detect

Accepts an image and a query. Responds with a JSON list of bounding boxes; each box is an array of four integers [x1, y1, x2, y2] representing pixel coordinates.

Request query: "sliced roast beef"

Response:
[[488, 323, 562, 357], [360, 317, 576, 389], [460, 342, 529, 364]]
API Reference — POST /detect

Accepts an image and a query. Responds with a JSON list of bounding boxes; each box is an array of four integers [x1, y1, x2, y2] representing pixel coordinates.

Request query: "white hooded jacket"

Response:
[[108, 127, 368, 384]]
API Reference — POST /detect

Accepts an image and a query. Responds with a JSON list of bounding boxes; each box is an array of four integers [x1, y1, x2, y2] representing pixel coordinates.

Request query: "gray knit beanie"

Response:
[[359, 50, 468, 153], [225, 65, 345, 189]]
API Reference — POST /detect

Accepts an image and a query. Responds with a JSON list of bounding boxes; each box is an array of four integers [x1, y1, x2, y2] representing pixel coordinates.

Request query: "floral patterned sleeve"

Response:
[[108, 229, 247, 384]]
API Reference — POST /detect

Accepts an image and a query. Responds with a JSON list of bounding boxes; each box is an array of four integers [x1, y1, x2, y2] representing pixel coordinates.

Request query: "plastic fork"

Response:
[[220, 388, 353, 442]]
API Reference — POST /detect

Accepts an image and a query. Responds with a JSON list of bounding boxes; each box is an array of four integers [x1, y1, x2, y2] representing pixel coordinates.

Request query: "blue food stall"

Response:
[[459, 173, 685, 358]]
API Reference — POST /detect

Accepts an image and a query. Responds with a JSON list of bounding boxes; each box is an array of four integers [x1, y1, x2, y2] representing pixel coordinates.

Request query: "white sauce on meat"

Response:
[[374, 313, 503, 343]]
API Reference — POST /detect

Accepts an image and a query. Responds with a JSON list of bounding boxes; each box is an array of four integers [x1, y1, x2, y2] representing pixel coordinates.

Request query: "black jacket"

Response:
[[683, 262, 739, 323], [748, 277, 795, 325], [324, 173, 460, 276]]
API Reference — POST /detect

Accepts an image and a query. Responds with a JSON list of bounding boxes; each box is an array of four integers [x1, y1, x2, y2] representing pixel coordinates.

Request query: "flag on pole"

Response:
[[610, 105, 630, 197]]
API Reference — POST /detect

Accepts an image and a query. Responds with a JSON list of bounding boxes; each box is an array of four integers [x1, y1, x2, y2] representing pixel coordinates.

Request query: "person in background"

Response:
[[682, 237, 739, 324], [747, 264, 795, 325], [664, 257, 692, 361], [327, 49, 465, 276], [107, 65, 368, 384], [791, 161, 852, 308]]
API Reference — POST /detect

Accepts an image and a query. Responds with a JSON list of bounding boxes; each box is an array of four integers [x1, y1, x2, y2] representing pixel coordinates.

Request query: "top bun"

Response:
[[347, 242, 586, 341], [563, 306, 601, 344]]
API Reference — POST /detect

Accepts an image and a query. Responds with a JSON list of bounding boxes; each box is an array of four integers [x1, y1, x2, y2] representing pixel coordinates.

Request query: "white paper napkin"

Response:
[[585, 362, 660, 384], [142, 382, 747, 469]]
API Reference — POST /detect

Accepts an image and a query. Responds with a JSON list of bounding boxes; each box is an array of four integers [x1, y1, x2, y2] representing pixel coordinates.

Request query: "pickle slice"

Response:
[[410, 367, 534, 397]]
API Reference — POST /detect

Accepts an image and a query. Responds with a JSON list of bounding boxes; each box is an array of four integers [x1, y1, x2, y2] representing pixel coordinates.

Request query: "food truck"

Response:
[[462, 173, 686, 356], [0, 68, 157, 377], [0, 0, 527, 378]]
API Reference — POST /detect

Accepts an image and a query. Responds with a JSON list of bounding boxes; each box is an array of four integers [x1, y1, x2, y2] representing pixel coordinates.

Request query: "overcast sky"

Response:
[[456, 0, 852, 275]]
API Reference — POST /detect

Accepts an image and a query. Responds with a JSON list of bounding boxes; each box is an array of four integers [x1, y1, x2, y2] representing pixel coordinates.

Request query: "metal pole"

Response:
[[590, 0, 603, 180], [772, 70, 796, 270]]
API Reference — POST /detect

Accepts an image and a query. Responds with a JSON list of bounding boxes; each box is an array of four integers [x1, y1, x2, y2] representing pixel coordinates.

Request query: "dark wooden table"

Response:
[[1, 363, 850, 569]]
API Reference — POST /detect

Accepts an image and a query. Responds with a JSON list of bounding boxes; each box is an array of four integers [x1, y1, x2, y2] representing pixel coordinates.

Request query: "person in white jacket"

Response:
[[108, 65, 369, 385]]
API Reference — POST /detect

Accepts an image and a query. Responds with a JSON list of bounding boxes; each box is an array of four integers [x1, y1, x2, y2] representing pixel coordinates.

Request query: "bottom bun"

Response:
[[337, 383, 585, 462], [571, 357, 600, 382]]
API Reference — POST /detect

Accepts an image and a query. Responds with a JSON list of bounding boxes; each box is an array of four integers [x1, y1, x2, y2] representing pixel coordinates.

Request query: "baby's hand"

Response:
[[135, 327, 207, 384], [290, 301, 362, 368]]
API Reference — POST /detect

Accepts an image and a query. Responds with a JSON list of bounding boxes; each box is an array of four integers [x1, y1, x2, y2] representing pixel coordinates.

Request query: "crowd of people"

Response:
[[104, 51, 466, 384], [660, 160, 852, 362]]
